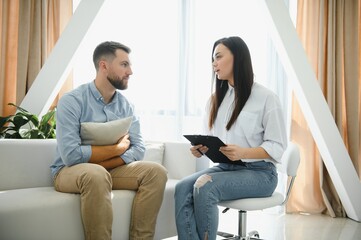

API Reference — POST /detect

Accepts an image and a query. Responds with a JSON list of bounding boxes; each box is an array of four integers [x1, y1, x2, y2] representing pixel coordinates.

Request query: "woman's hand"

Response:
[[190, 144, 209, 158], [219, 144, 243, 161], [220, 144, 270, 160]]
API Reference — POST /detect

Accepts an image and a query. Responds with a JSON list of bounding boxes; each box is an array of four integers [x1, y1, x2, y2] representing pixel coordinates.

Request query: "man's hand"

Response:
[[116, 134, 130, 156], [89, 134, 130, 165], [98, 134, 131, 170]]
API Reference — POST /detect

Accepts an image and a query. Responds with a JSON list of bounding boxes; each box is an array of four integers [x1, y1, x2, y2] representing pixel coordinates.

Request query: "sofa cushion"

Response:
[[0, 187, 136, 240], [143, 142, 165, 164]]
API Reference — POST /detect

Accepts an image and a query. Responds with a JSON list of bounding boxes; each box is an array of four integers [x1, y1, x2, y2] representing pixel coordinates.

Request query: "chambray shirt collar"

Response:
[[89, 80, 103, 102], [89, 80, 117, 104]]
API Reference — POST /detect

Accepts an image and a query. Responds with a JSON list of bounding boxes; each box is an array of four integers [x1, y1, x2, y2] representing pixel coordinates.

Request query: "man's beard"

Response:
[[107, 75, 128, 90]]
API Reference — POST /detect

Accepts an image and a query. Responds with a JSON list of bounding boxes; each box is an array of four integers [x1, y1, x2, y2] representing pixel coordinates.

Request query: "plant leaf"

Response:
[[39, 109, 56, 133], [12, 115, 30, 130], [5, 132, 23, 139], [8, 103, 28, 114], [40, 109, 56, 125], [23, 129, 45, 139], [0, 115, 13, 128], [1, 103, 57, 139]]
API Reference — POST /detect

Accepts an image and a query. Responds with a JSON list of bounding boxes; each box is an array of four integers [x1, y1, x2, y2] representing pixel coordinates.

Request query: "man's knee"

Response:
[[79, 164, 112, 189], [153, 162, 168, 177], [142, 161, 167, 176], [140, 161, 168, 188], [151, 162, 168, 185]]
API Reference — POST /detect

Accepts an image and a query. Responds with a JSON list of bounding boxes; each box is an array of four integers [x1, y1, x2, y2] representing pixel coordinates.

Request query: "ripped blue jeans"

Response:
[[174, 161, 277, 240]]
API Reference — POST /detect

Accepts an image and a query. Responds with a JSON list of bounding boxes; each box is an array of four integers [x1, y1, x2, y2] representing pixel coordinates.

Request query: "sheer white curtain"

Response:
[[182, 0, 292, 139], [72, 0, 179, 141], [72, 0, 296, 212], [72, 0, 293, 144]]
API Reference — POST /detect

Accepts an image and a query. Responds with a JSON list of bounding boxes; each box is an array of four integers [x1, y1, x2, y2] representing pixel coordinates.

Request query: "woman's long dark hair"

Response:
[[208, 36, 254, 131]]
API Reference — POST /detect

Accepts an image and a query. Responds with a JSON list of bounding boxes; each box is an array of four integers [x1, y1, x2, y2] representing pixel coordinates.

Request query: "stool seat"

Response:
[[219, 192, 284, 211], [217, 142, 300, 240]]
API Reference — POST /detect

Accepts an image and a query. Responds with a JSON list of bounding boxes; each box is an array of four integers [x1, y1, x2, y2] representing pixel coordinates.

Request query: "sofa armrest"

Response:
[[162, 142, 209, 180], [0, 139, 57, 191]]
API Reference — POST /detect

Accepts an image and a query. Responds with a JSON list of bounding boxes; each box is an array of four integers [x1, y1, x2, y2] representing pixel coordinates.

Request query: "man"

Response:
[[51, 41, 167, 240]]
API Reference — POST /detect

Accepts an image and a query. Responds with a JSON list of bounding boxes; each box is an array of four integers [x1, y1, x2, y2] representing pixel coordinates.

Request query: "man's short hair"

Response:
[[93, 41, 131, 71]]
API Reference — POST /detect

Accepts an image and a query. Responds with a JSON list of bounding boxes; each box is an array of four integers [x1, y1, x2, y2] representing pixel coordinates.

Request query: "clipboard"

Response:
[[183, 135, 244, 165]]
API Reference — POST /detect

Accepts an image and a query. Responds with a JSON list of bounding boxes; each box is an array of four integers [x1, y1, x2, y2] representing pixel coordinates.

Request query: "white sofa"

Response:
[[0, 139, 208, 240]]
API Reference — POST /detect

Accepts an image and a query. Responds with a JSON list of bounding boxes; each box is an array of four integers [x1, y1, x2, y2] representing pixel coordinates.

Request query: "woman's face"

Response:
[[212, 43, 234, 85]]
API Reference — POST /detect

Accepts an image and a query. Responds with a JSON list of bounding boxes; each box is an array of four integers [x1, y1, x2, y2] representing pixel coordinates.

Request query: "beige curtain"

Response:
[[0, 0, 19, 116], [0, 0, 72, 116], [287, 0, 361, 218]]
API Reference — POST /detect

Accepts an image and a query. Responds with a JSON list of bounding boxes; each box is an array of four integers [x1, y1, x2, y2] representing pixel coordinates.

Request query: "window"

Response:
[[72, 0, 292, 142]]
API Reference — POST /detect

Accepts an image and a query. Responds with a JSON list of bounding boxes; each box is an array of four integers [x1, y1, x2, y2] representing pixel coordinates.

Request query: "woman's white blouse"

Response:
[[204, 82, 287, 164]]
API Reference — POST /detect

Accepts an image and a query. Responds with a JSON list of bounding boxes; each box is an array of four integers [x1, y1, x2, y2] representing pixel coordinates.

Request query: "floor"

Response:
[[163, 207, 361, 240]]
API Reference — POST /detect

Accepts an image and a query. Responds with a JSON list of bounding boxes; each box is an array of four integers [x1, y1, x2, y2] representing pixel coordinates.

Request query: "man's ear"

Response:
[[99, 59, 108, 72]]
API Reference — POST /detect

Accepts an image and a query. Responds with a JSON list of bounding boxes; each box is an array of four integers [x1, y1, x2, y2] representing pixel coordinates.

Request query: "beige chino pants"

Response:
[[54, 161, 168, 240]]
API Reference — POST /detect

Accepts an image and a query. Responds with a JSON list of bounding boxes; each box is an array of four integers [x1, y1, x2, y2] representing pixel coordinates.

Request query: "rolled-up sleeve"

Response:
[[56, 95, 92, 166], [260, 96, 287, 163]]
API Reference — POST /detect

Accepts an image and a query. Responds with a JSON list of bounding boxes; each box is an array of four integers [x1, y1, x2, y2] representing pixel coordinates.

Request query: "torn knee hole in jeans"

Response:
[[194, 174, 212, 193]]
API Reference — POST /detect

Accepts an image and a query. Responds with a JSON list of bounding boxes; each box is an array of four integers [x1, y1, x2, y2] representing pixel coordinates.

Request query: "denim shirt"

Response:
[[50, 81, 145, 178]]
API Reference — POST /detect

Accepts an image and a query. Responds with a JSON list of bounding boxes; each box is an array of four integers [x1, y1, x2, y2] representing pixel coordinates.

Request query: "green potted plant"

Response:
[[0, 103, 56, 139]]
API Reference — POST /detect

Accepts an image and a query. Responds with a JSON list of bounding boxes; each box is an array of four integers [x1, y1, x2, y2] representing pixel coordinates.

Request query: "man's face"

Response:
[[106, 49, 133, 90]]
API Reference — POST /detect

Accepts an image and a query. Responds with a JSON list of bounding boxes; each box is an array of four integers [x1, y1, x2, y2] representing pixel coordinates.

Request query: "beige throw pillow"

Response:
[[80, 117, 132, 146]]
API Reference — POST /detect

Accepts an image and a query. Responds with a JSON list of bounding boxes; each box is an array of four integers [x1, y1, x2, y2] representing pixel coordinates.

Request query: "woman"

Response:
[[174, 36, 287, 240]]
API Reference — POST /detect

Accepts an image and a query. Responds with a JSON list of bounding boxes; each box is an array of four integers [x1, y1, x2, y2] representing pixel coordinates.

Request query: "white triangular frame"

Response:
[[20, 0, 361, 221]]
